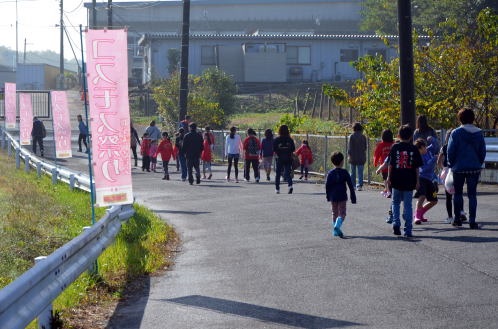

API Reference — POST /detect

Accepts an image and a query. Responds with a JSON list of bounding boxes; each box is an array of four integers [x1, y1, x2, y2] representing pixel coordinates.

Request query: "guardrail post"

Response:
[[25, 154, 31, 172], [1, 129, 5, 149], [83, 226, 98, 275], [51, 168, 58, 185], [69, 174, 76, 190], [34, 256, 52, 329], [37, 162, 43, 177], [15, 148, 21, 169], [7, 140, 12, 156]]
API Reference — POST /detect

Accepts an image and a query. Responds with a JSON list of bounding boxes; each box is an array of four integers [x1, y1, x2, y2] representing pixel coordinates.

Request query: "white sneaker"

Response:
[[445, 217, 453, 224], [357, 186, 363, 191], [275, 189, 280, 194]]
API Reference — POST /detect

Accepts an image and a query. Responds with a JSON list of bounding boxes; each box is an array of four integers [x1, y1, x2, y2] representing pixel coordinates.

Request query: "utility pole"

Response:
[[58, 0, 65, 90], [92, 0, 97, 28], [178, 0, 191, 123], [15, 0, 18, 67], [108, 0, 112, 28], [397, 0, 416, 128]]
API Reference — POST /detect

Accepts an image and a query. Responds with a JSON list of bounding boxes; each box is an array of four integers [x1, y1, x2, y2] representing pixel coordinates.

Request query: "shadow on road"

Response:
[[163, 295, 361, 328]]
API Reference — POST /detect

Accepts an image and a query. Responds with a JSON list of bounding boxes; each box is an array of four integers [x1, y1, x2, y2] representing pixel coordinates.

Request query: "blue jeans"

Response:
[[392, 188, 413, 235], [453, 171, 480, 223], [275, 160, 292, 191], [350, 164, 364, 188], [178, 153, 187, 180]]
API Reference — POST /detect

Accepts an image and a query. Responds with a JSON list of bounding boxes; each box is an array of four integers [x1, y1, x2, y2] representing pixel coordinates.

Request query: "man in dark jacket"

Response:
[[31, 117, 46, 156], [182, 122, 204, 184]]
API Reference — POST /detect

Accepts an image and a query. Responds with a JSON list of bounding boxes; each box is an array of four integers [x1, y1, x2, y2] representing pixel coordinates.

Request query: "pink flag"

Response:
[[4, 83, 16, 129], [19, 94, 33, 145], [85, 29, 133, 207], [51, 91, 73, 158]]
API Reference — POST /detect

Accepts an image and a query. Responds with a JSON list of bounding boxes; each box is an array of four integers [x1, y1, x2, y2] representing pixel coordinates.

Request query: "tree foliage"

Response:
[[328, 8, 498, 137], [361, 0, 498, 36], [151, 68, 237, 129]]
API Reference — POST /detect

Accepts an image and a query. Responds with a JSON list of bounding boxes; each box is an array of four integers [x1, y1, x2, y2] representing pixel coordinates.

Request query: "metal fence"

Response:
[[0, 126, 134, 329], [0, 90, 51, 119]]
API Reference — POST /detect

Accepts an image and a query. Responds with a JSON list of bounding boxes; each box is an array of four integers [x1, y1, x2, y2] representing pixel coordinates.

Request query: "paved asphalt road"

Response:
[[59, 152, 498, 329]]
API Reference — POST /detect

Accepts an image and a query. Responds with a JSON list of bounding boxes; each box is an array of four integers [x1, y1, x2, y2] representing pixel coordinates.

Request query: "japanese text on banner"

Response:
[[85, 29, 133, 207]]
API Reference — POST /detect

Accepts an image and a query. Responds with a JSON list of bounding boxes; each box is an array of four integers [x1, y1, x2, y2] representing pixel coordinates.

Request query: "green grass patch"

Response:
[[229, 112, 285, 130], [0, 151, 176, 328]]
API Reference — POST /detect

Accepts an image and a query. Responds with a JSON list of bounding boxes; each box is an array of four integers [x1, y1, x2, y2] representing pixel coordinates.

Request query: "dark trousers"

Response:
[[275, 160, 292, 190], [186, 156, 201, 183], [78, 133, 88, 151], [131, 146, 138, 166], [32, 137, 44, 156], [142, 155, 151, 171], [244, 158, 260, 180]]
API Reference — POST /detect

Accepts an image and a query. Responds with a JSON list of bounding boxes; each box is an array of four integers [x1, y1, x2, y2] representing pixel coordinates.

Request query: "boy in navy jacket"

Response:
[[326, 152, 357, 237]]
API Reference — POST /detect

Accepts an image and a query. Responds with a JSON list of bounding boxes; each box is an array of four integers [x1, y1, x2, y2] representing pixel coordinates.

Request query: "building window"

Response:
[[287, 46, 311, 65], [243, 43, 285, 54], [366, 49, 387, 58], [340, 49, 358, 62], [201, 46, 216, 65]]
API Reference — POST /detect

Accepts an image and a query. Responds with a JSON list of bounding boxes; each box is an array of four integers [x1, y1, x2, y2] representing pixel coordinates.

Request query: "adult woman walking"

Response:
[[130, 121, 141, 167], [414, 114, 439, 155], [273, 124, 296, 194], [225, 126, 242, 183], [447, 108, 486, 229]]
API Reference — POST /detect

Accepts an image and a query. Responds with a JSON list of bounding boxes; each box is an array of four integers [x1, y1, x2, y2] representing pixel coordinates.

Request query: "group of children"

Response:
[[326, 122, 454, 239], [139, 127, 215, 181]]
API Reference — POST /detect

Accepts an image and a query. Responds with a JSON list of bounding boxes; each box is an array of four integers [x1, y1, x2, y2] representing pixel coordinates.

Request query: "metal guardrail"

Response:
[[1, 128, 91, 191], [0, 126, 135, 328], [0, 204, 135, 329]]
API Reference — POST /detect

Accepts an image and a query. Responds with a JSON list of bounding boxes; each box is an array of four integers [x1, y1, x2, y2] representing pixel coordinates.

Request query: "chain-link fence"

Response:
[[209, 129, 384, 185]]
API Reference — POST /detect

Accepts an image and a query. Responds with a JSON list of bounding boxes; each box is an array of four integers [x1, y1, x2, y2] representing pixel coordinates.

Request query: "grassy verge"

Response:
[[0, 151, 177, 328]]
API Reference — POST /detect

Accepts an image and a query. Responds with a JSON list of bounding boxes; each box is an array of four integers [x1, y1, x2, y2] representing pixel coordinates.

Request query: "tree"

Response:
[[167, 49, 181, 75], [361, 0, 498, 36], [340, 8, 498, 137], [152, 68, 237, 129]]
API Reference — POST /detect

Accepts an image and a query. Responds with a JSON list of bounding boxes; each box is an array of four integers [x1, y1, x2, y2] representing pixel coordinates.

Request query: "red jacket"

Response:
[[140, 138, 151, 156], [373, 141, 394, 173], [243, 135, 261, 160], [201, 139, 213, 162], [295, 144, 313, 165], [155, 138, 173, 161]]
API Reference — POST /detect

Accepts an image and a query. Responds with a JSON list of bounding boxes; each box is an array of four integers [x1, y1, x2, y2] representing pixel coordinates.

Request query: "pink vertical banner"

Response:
[[50, 91, 73, 158], [4, 83, 17, 129], [85, 29, 133, 207], [19, 94, 33, 145]]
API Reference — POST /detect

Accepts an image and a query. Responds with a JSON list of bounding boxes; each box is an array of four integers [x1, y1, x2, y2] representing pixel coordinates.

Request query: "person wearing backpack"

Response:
[[31, 116, 46, 157], [243, 128, 261, 182]]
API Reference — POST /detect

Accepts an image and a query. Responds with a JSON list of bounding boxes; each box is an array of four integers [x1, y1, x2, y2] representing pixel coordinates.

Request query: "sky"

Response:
[[0, 0, 140, 61]]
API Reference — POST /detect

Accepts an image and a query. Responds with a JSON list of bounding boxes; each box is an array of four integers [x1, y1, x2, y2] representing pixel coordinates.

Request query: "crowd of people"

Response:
[[127, 109, 486, 239]]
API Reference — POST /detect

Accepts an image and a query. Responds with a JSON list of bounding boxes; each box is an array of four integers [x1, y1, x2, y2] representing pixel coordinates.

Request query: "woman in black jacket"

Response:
[[273, 125, 296, 194]]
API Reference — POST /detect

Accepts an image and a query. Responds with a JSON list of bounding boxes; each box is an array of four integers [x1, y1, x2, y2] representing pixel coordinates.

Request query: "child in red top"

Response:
[[295, 140, 313, 180], [140, 133, 151, 172], [201, 132, 213, 179], [373, 129, 394, 196], [242, 128, 261, 182], [156, 132, 173, 180]]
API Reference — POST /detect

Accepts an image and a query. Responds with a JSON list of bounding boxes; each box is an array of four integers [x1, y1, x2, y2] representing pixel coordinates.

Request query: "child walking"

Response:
[[437, 129, 458, 224], [413, 138, 438, 224], [201, 131, 213, 179], [149, 140, 158, 172], [295, 140, 313, 180], [373, 129, 394, 196], [260, 129, 274, 181], [141, 133, 152, 172], [325, 152, 357, 238], [386, 125, 423, 237], [156, 132, 173, 180]]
